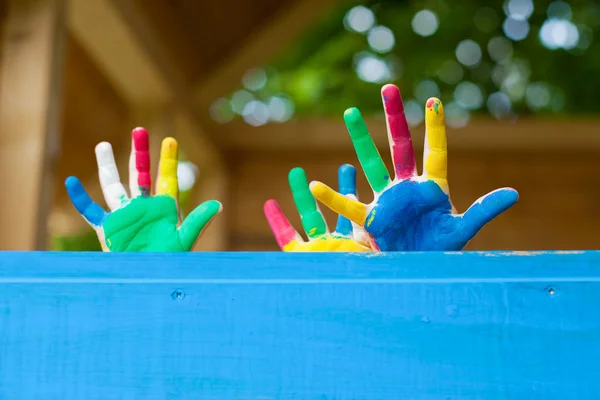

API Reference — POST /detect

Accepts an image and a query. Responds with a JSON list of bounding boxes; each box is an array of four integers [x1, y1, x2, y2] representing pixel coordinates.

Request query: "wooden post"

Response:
[[0, 0, 67, 250], [174, 113, 228, 251]]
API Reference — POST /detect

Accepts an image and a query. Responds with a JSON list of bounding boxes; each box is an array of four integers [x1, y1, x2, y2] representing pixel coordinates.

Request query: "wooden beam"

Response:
[[194, 0, 339, 107], [0, 0, 67, 250], [216, 117, 600, 152], [68, 0, 222, 165], [68, 0, 168, 104]]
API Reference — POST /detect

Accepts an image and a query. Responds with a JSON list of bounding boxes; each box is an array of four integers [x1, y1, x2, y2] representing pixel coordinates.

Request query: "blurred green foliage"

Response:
[[220, 0, 600, 122]]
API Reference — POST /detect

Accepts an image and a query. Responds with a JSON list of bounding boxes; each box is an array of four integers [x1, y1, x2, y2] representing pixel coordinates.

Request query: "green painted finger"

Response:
[[288, 167, 327, 239], [178, 200, 222, 250], [344, 107, 390, 193]]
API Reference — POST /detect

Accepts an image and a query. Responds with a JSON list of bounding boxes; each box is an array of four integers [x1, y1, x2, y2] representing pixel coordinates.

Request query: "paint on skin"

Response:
[[65, 176, 107, 227], [66, 175, 220, 252], [263, 199, 298, 249], [424, 98, 448, 189], [381, 84, 416, 180], [310, 91, 518, 252], [309, 182, 367, 226], [103, 195, 221, 252], [265, 164, 372, 253], [366, 209, 376, 227], [364, 180, 518, 251], [132, 128, 152, 196], [289, 168, 327, 239], [344, 108, 390, 192], [335, 164, 356, 236], [156, 137, 179, 200], [282, 236, 371, 252]]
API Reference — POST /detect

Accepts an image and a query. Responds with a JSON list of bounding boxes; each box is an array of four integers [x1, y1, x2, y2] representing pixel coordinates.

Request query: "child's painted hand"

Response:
[[264, 164, 372, 252], [310, 84, 518, 251], [65, 128, 222, 252]]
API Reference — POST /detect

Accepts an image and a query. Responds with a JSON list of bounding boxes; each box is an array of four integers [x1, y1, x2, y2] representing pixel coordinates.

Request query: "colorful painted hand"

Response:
[[65, 128, 222, 252], [309, 84, 519, 251], [264, 164, 372, 252]]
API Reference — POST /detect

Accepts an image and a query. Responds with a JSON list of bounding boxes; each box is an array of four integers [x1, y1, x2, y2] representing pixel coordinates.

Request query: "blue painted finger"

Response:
[[335, 164, 357, 236], [461, 188, 518, 240], [65, 176, 108, 227]]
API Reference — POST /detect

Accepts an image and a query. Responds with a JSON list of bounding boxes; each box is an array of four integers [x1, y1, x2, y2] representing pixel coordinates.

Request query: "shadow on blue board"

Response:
[[0, 251, 599, 399]]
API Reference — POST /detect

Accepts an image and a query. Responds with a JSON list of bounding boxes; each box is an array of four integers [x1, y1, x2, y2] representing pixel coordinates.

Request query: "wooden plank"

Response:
[[0, 251, 599, 398], [217, 117, 600, 151], [0, 0, 67, 250], [194, 0, 339, 107]]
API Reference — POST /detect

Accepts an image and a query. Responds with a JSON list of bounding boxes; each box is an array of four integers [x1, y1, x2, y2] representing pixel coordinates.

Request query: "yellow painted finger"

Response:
[[423, 98, 448, 189], [309, 181, 368, 226], [283, 235, 372, 252], [156, 137, 179, 199]]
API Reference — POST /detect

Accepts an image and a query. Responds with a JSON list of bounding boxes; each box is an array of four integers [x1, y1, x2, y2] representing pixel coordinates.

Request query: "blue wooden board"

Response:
[[1, 251, 599, 399]]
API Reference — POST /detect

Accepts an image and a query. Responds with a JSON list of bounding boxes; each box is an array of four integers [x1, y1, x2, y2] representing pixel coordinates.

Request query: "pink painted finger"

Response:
[[131, 127, 151, 196], [264, 199, 300, 250], [381, 84, 416, 180]]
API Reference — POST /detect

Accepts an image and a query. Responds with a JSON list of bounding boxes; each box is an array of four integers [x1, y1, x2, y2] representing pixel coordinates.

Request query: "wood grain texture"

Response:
[[227, 150, 600, 251], [0, 251, 599, 399], [0, 0, 67, 249]]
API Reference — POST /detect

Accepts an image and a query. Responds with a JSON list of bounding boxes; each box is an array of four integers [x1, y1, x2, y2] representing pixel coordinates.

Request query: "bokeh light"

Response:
[[404, 99, 424, 127], [487, 92, 512, 119], [454, 81, 484, 110], [368, 26, 395, 53], [525, 82, 552, 110], [267, 96, 295, 122], [503, 17, 530, 41], [505, 0, 534, 20], [344, 6, 375, 33], [547, 1, 572, 19], [242, 100, 269, 126], [355, 53, 393, 83], [488, 36, 514, 63], [230, 90, 254, 114], [209, 98, 234, 124], [456, 39, 482, 67], [412, 10, 439, 37], [445, 102, 470, 128], [539, 19, 579, 50], [177, 161, 198, 192], [414, 79, 440, 104], [242, 68, 267, 91]]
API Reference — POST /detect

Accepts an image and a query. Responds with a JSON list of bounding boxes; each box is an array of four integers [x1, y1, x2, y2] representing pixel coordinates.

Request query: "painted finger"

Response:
[[156, 137, 179, 200], [129, 127, 151, 197], [344, 107, 391, 193], [460, 188, 519, 241], [310, 181, 368, 226], [381, 84, 416, 180], [178, 200, 223, 250], [264, 199, 303, 250], [289, 167, 327, 239], [65, 176, 108, 228], [335, 164, 356, 236], [423, 98, 448, 189], [95, 142, 128, 211]]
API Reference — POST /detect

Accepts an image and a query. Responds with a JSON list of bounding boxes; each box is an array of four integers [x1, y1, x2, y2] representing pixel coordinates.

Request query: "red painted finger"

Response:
[[381, 84, 416, 180], [132, 127, 151, 196], [264, 199, 299, 250]]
